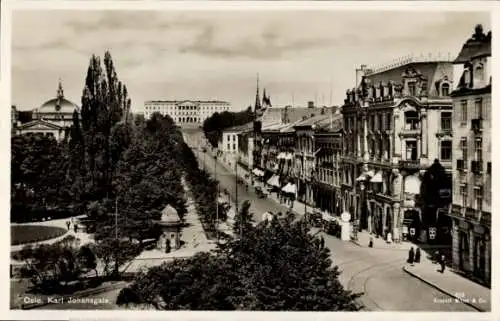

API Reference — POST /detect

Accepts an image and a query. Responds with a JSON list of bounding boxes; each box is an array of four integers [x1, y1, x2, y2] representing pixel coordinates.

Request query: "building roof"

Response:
[[16, 119, 63, 131], [454, 25, 491, 63], [361, 61, 452, 97], [160, 205, 181, 224], [223, 121, 254, 133], [314, 114, 343, 133]]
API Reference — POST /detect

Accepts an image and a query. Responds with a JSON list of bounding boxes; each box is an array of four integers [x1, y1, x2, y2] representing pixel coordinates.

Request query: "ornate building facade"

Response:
[[449, 25, 491, 286], [143, 100, 231, 127], [342, 57, 454, 243], [16, 81, 79, 141]]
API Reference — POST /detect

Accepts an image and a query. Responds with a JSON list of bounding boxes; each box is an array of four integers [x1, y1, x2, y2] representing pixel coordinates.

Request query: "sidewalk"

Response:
[[403, 261, 490, 311]]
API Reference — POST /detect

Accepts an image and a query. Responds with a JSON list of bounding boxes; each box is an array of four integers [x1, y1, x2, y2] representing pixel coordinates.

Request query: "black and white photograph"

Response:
[[10, 5, 492, 312]]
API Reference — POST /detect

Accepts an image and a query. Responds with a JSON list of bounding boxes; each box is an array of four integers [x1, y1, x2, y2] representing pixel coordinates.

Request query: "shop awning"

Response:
[[370, 171, 383, 183], [252, 168, 265, 177], [366, 170, 375, 177], [404, 175, 421, 195], [285, 153, 293, 160], [282, 183, 297, 194], [356, 174, 366, 181], [267, 175, 281, 188], [277, 152, 286, 160]]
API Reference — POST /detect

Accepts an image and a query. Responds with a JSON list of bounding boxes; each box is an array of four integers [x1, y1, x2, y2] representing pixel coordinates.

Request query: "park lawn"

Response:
[[11, 225, 68, 246]]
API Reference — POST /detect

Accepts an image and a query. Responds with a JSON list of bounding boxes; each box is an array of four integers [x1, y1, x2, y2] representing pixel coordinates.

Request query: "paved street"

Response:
[[183, 130, 475, 312]]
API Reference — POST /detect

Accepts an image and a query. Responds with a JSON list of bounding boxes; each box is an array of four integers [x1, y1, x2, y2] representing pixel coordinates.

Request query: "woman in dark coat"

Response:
[[407, 247, 415, 264], [415, 248, 421, 263]]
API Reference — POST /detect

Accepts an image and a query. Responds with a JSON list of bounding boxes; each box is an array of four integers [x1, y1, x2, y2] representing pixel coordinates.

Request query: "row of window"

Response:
[[459, 98, 484, 125], [458, 185, 484, 212], [145, 105, 229, 111]]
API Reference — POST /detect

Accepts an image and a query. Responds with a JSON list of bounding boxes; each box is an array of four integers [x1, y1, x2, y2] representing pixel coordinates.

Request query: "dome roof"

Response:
[[160, 205, 181, 224], [39, 97, 79, 114], [37, 80, 79, 114]]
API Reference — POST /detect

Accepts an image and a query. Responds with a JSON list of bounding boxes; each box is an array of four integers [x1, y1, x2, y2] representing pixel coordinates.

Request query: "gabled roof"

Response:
[[17, 119, 63, 130]]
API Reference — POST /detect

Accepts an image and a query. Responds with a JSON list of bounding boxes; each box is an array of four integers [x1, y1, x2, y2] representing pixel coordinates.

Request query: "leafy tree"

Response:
[[77, 244, 98, 277], [92, 237, 141, 277], [232, 200, 254, 237], [117, 216, 361, 310], [202, 107, 254, 147]]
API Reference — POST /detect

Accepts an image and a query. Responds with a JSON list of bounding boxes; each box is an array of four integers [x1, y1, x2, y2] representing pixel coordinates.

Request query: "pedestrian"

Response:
[[415, 248, 421, 263], [434, 250, 440, 264], [66, 220, 71, 231], [165, 238, 171, 254], [74, 223, 78, 233], [407, 247, 415, 264], [320, 236, 325, 249], [440, 254, 446, 273], [369, 237, 373, 248]]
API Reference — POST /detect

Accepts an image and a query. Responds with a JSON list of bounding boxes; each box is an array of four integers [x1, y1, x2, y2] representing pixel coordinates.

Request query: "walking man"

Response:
[[440, 254, 446, 273], [415, 248, 421, 263], [407, 247, 415, 265], [66, 220, 71, 231]]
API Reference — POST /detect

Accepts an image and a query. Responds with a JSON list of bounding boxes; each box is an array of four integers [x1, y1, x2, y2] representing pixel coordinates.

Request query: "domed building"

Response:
[[16, 80, 79, 141]]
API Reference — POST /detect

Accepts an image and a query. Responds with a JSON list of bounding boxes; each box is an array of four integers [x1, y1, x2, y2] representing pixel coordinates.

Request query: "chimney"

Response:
[[308, 101, 314, 108], [355, 64, 367, 87]]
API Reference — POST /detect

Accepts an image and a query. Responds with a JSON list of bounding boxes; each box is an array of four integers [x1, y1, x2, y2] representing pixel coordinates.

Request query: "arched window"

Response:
[[441, 83, 450, 96], [464, 69, 471, 87], [475, 64, 485, 82]]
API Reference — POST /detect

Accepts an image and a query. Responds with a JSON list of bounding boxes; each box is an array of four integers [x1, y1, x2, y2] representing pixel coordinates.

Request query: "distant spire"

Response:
[[254, 73, 261, 112]]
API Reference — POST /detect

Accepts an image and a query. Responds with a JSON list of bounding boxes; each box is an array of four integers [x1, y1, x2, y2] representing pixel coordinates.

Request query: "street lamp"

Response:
[[354, 182, 365, 241]]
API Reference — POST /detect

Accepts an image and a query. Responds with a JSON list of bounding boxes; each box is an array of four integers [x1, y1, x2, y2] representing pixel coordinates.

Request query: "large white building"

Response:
[[143, 100, 231, 127]]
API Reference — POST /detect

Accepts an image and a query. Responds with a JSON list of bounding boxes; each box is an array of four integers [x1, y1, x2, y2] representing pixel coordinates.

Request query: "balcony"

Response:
[[471, 119, 483, 133], [399, 159, 421, 169]]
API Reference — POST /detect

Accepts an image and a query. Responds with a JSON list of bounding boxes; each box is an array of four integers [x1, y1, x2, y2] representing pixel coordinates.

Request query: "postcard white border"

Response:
[[1, 1, 498, 320]]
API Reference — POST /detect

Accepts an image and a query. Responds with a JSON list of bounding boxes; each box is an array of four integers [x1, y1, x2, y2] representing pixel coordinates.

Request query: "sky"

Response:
[[12, 10, 490, 113]]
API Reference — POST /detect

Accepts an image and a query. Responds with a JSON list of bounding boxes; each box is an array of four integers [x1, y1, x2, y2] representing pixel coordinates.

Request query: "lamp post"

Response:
[[355, 182, 365, 241]]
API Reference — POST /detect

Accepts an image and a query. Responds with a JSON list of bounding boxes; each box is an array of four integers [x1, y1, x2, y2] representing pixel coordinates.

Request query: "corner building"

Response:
[[342, 56, 453, 243], [449, 25, 491, 286]]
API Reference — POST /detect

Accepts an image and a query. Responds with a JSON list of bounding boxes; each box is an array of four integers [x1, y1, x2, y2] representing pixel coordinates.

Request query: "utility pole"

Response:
[[303, 152, 307, 216], [215, 153, 219, 243]]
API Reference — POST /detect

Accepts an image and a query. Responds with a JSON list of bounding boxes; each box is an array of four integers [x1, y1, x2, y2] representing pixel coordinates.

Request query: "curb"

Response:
[[402, 266, 486, 312]]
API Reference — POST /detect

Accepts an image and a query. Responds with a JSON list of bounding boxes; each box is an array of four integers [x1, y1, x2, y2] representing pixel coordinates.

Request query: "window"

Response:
[[440, 140, 452, 161], [475, 98, 483, 119], [408, 82, 416, 96], [475, 138, 483, 161], [227, 143, 230, 150], [464, 69, 471, 87], [475, 65, 485, 82], [474, 188, 483, 212], [441, 112, 452, 131], [233, 144, 236, 150], [404, 111, 419, 130], [386, 113, 392, 130], [441, 83, 450, 96], [460, 100, 468, 124], [405, 140, 418, 160], [460, 184, 468, 208], [461, 138, 468, 167]]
